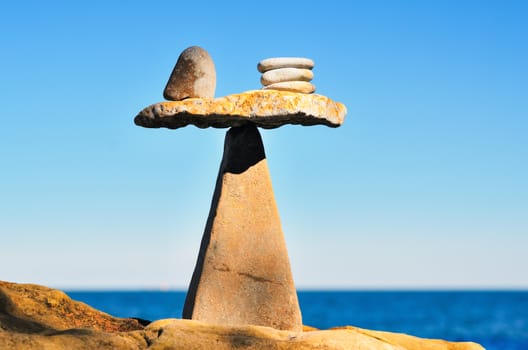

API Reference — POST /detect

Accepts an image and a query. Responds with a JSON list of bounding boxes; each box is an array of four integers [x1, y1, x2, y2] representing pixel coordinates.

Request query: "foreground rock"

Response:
[[0, 281, 143, 333], [1, 281, 484, 349], [0, 280, 146, 349], [183, 125, 302, 331], [135, 90, 346, 129], [144, 319, 485, 350]]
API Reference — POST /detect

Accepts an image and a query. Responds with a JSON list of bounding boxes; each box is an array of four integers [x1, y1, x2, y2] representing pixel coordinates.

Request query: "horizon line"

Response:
[[60, 286, 528, 292]]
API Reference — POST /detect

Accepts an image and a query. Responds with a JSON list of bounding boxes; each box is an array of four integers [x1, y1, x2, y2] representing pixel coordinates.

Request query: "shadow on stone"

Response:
[[0, 288, 53, 334], [0, 280, 145, 335], [220, 125, 266, 174]]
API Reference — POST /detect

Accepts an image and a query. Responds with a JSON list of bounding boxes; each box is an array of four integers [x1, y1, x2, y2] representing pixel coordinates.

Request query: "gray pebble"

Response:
[[261, 68, 313, 86], [163, 46, 216, 101]]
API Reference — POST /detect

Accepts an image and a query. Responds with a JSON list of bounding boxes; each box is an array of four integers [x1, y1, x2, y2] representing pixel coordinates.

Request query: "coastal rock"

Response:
[[263, 81, 316, 94], [163, 46, 216, 101], [261, 67, 314, 85], [258, 57, 315, 73], [0, 280, 485, 350], [145, 319, 485, 350], [0, 280, 144, 333], [135, 90, 345, 129], [183, 125, 303, 331]]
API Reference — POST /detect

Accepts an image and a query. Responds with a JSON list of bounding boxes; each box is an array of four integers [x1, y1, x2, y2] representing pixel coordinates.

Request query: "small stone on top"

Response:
[[260, 68, 314, 86], [257, 57, 314, 73]]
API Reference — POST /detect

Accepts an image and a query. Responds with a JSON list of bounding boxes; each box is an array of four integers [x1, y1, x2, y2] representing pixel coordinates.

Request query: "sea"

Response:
[[66, 290, 528, 350]]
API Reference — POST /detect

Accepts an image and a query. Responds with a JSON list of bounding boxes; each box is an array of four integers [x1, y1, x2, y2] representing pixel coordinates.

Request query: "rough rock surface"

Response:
[[0, 281, 144, 333], [0, 280, 485, 349], [134, 90, 346, 129], [183, 125, 302, 331], [163, 46, 216, 101], [0, 280, 146, 349], [145, 319, 485, 350]]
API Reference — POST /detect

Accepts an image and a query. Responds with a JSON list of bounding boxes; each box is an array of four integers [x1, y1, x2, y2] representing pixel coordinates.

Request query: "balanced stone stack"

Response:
[[258, 57, 316, 94]]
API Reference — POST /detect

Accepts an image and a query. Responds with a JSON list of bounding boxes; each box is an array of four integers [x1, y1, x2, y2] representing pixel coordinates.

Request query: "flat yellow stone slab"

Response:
[[134, 90, 347, 129]]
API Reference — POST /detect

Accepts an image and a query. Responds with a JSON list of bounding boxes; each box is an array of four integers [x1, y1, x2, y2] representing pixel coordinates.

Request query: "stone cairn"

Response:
[[259, 57, 316, 94], [134, 46, 347, 332]]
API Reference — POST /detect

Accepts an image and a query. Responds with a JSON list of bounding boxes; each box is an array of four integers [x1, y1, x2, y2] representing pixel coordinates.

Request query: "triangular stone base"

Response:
[[183, 125, 302, 331]]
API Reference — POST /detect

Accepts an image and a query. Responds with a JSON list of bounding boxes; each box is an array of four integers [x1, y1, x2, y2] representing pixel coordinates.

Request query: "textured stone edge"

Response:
[[0, 318, 486, 350], [134, 90, 347, 129], [143, 319, 486, 350]]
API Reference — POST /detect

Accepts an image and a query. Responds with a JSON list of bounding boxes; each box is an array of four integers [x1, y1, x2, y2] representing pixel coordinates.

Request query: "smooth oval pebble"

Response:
[[257, 57, 314, 73], [262, 81, 316, 94], [261, 68, 314, 86]]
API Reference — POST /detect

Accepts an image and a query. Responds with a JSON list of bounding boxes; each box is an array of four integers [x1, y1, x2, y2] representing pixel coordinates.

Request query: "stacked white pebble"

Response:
[[257, 57, 315, 93]]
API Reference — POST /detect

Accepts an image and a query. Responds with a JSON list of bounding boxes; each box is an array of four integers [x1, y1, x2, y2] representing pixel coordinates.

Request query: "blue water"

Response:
[[67, 290, 528, 350]]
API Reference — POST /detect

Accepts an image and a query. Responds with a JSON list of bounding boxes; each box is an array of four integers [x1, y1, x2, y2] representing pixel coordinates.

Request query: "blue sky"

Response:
[[0, 1, 526, 289]]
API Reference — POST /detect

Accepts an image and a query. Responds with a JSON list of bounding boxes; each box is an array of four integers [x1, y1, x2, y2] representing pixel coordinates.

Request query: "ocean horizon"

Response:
[[66, 289, 528, 350]]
